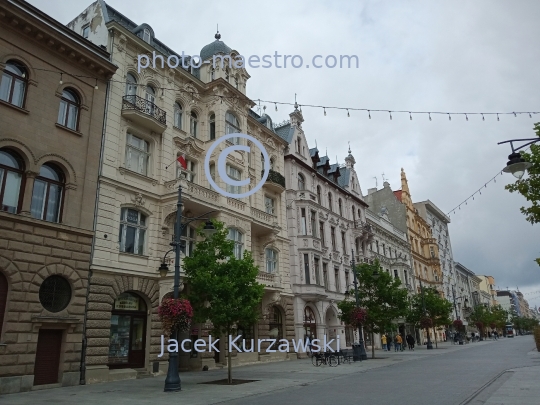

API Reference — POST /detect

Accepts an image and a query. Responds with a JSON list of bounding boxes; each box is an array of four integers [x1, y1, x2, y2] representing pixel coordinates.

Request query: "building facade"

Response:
[[68, 0, 293, 384], [0, 0, 116, 393], [454, 262, 483, 331], [279, 114, 373, 351], [478, 275, 498, 307]]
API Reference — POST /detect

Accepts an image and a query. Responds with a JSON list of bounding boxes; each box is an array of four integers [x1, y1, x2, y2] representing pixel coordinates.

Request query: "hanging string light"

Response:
[[347, 109, 350, 117]]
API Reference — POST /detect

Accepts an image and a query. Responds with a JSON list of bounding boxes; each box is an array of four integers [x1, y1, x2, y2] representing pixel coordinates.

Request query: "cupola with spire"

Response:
[[200, 30, 232, 61]]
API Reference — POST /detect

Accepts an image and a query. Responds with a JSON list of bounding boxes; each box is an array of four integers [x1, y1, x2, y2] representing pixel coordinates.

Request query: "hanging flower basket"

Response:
[[158, 298, 193, 336], [453, 319, 463, 330], [420, 317, 433, 329], [350, 307, 368, 328]]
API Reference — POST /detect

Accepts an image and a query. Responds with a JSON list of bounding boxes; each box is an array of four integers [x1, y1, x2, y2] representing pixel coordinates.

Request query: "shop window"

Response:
[[268, 306, 283, 341]]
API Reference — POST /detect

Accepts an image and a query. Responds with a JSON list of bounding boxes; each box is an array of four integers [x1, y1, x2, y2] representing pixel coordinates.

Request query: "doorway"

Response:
[[34, 329, 63, 386], [108, 292, 147, 369]]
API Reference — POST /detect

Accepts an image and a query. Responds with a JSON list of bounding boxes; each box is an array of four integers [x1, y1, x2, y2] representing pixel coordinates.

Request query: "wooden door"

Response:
[[34, 329, 63, 386], [128, 316, 145, 367]]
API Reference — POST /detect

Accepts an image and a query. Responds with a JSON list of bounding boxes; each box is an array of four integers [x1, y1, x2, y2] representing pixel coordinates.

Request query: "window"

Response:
[[82, 24, 90, 38], [331, 227, 336, 250], [145, 85, 156, 115], [319, 221, 325, 245], [303, 254, 310, 284], [30, 163, 64, 222], [189, 111, 198, 137], [310, 211, 317, 237], [125, 73, 137, 96], [143, 28, 151, 43], [345, 271, 350, 292], [225, 112, 241, 144], [316, 186, 321, 204], [0, 149, 24, 214], [323, 263, 329, 289], [269, 306, 283, 340], [314, 257, 321, 285], [226, 164, 242, 194], [265, 196, 275, 214], [0, 272, 7, 337], [352, 206, 356, 224], [300, 208, 307, 235], [382, 243, 386, 256], [228, 228, 243, 259], [177, 157, 196, 183], [266, 248, 278, 273], [404, 269, 408, 284], [0, 60, 27, 107], [298, 173, 305, 190], [328, 192, 333, 211], [234, 76, 239, 89], [174, 102, 183, 129], [126, 133, 150, 175], [57, 88, 80, 130], [338, 198, 343, 216], [341, 231, 346, 253], [209, 164, 216, 182], [209, 114, 216, 140], [119, 208, 146, 255], [430, 246, 436, 258], [39, 275, 71, 312], [394, 269, 399, 280], [180, 225, 196, 257], [334, 268, 340, 292]]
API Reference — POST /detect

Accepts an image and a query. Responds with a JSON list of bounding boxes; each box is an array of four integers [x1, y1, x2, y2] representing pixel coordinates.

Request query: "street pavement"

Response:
[[1, 336, 538, 405]]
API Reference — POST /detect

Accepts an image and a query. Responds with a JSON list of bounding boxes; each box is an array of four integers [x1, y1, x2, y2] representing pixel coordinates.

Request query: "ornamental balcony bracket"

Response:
[[122, 95, 167, 133]]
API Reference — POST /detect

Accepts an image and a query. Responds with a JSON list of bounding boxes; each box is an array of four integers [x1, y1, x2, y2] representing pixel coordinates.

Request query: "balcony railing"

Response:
[[261, 169, 286, 191], [122, 95, 166, 125]]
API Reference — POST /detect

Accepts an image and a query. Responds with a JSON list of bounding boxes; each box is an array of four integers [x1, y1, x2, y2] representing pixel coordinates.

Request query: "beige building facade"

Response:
[[0, 0, 116, 393], [68, 0, 294, 384]]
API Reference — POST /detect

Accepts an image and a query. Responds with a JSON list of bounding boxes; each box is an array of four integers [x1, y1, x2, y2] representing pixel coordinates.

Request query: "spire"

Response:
[[401, 168, 410, 194], [215, 25, 221, 40], [345, 144, 355, 168]]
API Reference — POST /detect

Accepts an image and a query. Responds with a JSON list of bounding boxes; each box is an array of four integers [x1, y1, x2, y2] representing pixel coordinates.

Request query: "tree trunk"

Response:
[[227, 327, 232, 384], [371, 331, 375, 359], [433, 327, 438, 348]]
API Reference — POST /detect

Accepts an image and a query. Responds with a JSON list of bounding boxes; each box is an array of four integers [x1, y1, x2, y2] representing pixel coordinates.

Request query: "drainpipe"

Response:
[[80, 29, 115, 385]]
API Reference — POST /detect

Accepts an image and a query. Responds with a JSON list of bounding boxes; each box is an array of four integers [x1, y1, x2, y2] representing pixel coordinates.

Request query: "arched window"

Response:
[[225, 112, 240, 144], [298, 173, 305, 190], [190, 111, 198, 137], [328, 192, 333, 211], [269, 306, 283, 340], [57, 88, 80, 130], [303, 306, 317, 340], [265, 248, 278, 273], [209, 114, 216, 140], [30, 163, 64, 222], [338, 198, 343, 216], [0, 149, 24, 214], [227, 228, 243, 259], [125, 73, 137, 96], [0, 60, 27, 107], [0, 272, 7, 338], [119, 208, 146, 255], [174, 102, 183, 129], [316, 186, 321, 204]]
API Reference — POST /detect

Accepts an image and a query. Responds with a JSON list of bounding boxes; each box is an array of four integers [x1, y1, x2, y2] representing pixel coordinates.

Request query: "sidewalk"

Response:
[[0, 340, 493, 405]]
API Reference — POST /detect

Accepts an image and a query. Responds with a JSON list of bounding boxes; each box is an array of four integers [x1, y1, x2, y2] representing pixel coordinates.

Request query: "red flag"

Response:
[[177, 154, 187, 170]]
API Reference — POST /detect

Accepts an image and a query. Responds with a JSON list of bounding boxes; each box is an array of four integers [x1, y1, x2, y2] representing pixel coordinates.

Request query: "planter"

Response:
[[158, 298, 193, 336]]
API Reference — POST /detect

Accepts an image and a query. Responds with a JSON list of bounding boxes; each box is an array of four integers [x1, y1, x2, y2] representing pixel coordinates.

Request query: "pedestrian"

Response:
[[494, 331, 499, 340], [394, 334, 402, 351], [406, 334, 415, 350], [381, 334, 388, 351], [387, 336, 393, 351]]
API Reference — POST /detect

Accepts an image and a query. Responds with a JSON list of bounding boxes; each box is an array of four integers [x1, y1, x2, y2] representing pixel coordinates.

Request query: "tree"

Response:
[[467, 304, 492, 339], [505, 122, 540, 265], [407, 287, 452, 348], [486, 305, 508, 331], [183, 220, 265, 384], [339, 260, 408, 359]]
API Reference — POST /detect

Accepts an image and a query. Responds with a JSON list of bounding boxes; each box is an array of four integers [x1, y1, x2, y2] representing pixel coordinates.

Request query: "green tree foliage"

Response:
[[407, 287, 453, 348], [505, 122, 540, 265], [487, 305, 509, 330], [183, 220, 265, 384], [339, 260, 408, 358], [512, 316, 540, 334], [467, 304, 491, 338]]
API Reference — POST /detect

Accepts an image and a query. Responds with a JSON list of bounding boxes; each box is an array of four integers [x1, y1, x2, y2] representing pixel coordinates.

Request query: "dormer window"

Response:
[[143, 29, 151, 44]]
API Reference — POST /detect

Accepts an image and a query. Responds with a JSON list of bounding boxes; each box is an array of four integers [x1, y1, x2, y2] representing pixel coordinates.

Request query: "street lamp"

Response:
[[498, 138, 538, 180], [160, 183, 216, 392]]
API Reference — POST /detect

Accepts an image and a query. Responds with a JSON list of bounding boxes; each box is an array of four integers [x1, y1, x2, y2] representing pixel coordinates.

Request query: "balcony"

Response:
[[122, 95, 166, 133], [353, 221, 375, 242], [262, 169, 285, 193]]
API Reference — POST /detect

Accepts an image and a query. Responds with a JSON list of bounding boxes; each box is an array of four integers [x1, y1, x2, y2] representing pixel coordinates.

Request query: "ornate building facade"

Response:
[[278, 109, 373, 351], [68, 0, 293, 384], [0, 0, 116, 393]]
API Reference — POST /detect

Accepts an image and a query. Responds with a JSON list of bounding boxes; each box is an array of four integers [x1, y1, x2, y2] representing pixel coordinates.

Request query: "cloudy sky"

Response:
[[29, 0, 540, 309]]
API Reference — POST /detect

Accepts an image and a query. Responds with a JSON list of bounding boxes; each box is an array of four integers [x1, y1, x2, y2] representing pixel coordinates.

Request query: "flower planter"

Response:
[[158, 298, 193, 336]]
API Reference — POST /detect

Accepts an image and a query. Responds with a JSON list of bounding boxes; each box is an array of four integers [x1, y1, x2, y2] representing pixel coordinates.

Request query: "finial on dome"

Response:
[[348, 142, 351, 154], [215, 25, 221, 40], [294, 93, 299, 111]]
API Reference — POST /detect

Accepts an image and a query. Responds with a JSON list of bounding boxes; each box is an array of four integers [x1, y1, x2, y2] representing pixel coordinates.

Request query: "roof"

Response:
[[415, 199, 451, 223], [309, 147, 319, 158], [275, 123, 294, 143], [200, 38, 232, 61], [393, 190, 403, 202], [338, 167, 350, 188]]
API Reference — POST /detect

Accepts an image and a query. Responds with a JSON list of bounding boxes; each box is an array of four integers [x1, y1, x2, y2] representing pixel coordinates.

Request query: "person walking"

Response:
[[406, 334, 414, 350], [387, 336, 393, 351], [394, 334, 402, 351], [381, 334, 388, 351]]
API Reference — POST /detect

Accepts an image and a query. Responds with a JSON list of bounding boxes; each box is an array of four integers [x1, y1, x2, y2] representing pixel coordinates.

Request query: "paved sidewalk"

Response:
[[0, 339, 494, 405]]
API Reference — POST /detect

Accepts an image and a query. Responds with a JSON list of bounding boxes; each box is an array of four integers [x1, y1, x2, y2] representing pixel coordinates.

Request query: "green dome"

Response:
[[200, 33, 232, 61]]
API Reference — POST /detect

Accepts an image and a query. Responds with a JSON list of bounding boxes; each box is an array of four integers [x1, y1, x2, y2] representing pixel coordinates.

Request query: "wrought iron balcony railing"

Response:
[[122, 95, 166, 125], [261, 169, 286, 188]]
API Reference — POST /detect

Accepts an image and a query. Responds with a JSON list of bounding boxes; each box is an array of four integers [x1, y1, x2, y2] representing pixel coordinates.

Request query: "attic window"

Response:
[[82, 24, 90, 39], [143, 28, 151, 43]]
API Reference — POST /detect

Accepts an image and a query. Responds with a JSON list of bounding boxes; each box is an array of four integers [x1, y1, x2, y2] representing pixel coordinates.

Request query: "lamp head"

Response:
[[372, 270, 380, 280], [202, 220, 216, 237], [158, 262, 169, 278], [503, 152, 532, 180], [344, 290, 350, 298]]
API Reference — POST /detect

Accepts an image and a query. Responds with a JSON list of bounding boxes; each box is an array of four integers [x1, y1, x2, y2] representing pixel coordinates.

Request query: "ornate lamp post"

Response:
[[158, 183, 216, 392], [498, 138, 538, 179]]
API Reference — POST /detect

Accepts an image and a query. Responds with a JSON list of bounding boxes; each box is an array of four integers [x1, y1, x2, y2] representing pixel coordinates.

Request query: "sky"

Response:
[[28, 0, 540, 309]]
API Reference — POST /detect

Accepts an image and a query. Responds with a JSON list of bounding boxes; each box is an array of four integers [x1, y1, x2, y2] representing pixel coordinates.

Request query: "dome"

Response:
[[200, 32, 232, 61]]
